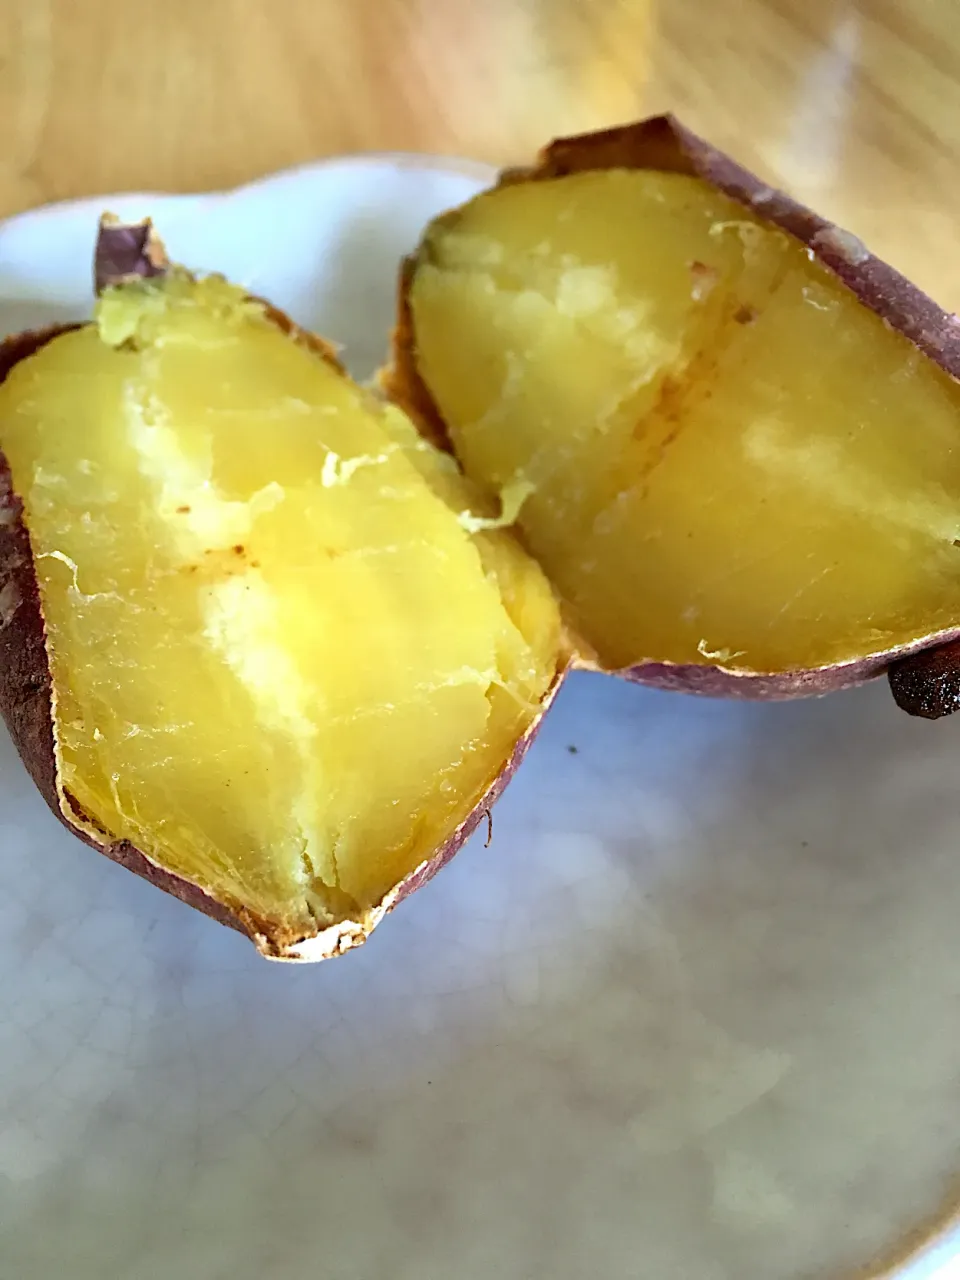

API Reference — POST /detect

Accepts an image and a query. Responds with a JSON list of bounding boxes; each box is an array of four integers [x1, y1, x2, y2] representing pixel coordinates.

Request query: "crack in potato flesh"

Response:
[[409, 169, 960, 673], [0, 275, 560, 936]]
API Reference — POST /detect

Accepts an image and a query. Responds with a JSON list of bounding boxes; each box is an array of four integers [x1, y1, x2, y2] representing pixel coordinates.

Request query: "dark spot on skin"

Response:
[[176, 505, 190, 514], [250, 560, 261, 569], [734, 304, 758, 324], [567, 745, 578, 754], [889, 639, 960, 718], [233, 544, 245, 556]]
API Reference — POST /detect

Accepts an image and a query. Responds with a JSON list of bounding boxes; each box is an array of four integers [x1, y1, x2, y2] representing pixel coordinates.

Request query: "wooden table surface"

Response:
[[2, 0, 960, 305]]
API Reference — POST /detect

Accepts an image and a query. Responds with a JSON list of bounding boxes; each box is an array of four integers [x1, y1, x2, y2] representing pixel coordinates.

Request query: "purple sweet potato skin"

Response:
[[616, 646, 960, 702], [0, 330, 71, 810], [387, 114, 960, 704], [94, 217, 169, 294]]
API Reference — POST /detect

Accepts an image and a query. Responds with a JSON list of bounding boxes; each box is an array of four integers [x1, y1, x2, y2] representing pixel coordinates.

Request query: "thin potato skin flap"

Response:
[[2, 119, 959, 962], [95, 214, 170, 293]]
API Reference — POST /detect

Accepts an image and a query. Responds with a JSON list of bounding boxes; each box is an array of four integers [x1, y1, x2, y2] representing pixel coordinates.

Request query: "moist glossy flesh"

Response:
[[0, 275, 560, 937], [409, 169, 960, 673]]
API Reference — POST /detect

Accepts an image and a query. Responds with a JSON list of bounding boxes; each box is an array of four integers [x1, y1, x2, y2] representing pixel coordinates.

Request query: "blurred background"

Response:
[[1, 0, 959, 301]]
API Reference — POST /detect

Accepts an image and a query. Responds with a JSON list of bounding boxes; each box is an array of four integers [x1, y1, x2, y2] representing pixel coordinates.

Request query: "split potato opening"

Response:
[[404, 168, 960, 679]]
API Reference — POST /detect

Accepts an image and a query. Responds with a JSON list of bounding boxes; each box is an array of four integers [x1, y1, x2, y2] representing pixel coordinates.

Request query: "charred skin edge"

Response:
[[888, 640, 960, 720], [385, 114, 960, 708], [0, 312, 566, 959]]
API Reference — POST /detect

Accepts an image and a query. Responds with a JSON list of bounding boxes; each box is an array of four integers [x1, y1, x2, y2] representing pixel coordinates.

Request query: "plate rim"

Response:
[[0, 149, 499, 238]]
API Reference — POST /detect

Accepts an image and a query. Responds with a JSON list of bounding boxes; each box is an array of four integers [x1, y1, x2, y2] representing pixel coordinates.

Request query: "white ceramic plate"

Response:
[[2, 155, 960, 1280]]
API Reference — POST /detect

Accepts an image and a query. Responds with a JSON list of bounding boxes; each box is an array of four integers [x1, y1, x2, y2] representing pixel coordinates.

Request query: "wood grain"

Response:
[[0, 0, 959, 304]]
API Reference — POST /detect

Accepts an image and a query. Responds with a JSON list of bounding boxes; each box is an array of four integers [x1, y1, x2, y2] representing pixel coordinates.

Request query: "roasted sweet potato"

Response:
[[0, 221, 563, 959], [5, 116, 960, 961], [389, 115, 960, 706]]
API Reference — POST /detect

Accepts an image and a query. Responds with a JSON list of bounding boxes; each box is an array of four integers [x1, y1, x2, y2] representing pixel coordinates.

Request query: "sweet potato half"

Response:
[[389, 115, 960, 710], [0, 223, 565, 959], [2, 117, 959, 960]]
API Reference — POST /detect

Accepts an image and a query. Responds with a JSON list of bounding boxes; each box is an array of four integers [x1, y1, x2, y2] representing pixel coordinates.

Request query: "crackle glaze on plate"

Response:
[[2, 155, 960, 1280]]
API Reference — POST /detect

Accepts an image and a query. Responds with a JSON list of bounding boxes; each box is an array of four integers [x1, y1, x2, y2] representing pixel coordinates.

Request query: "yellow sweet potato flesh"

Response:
[[409, 169, 960, 673], [0, 275, 560, 936]]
